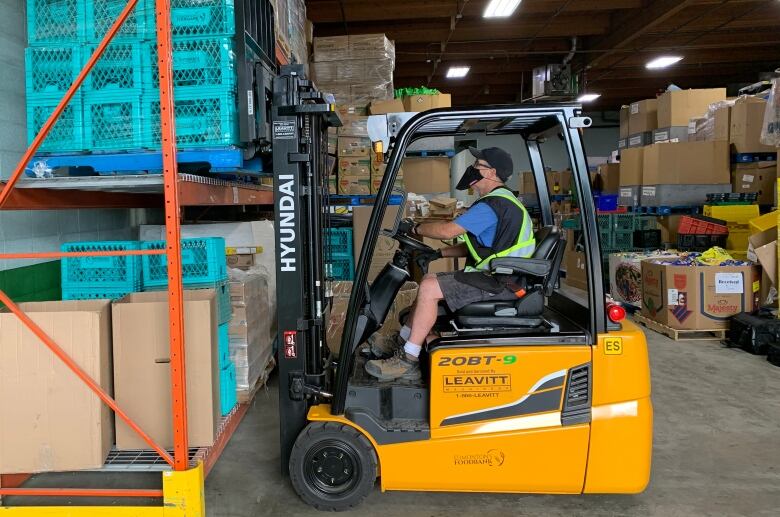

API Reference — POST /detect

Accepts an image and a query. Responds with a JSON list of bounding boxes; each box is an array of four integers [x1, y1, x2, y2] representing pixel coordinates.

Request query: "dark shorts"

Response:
[[436, 272, 518, 312]]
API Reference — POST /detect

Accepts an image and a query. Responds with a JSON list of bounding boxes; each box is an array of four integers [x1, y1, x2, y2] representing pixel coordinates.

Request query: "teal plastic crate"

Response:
[[219, 361, 237, 416], [596, 214, 612, 232], [612, 213, 636, 232], [84, 92, 145, 150], [25, 46, 81, 96], [167, 0, 236, 38], [85, 0, 150, 42], [27, 0, 85, 44], [218, 321, 230, 368], [84, 41, 143, 93], [636, 216, 658, 230], [142, 86, 239, 149], [62, 288, 133, 300], [609, 231, 634, 251], [327, 256, 354, 281], [325, 227, 353, 259], [61, 240, 142, 292], [143, 37, 236, 90], [26, 92, 84, 153], [141, 237, 227, 288]]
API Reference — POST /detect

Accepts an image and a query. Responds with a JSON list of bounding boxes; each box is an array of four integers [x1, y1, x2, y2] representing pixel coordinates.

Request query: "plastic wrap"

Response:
[[761, 77, 780, 147], [698, 99, 736, 142], [317, 82, 394, 107], [312, 58, 394, 86], [271, 0, 309, 67], [314, 34, 394, 63]]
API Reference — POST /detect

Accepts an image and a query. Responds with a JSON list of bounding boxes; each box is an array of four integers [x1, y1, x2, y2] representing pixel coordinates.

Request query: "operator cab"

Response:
[[336, 107, 601, 368]]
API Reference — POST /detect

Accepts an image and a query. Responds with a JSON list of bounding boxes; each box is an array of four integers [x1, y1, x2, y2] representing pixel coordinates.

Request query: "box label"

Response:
[[688, 121, 696, 134], [620, 187, 633, 197], [715, 273, 743, 294], [618, 139, 626, 149], [629, 135, 641, 146], [667, 288, 679, 306], [655, 131, 668, 142], [630, 102, 639, 115], [642, 186, 656, 197], [742, 174, 754, 183]]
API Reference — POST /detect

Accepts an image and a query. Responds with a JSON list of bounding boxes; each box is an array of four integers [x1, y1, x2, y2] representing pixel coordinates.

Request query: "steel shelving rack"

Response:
[[0, 0, 282, 514]]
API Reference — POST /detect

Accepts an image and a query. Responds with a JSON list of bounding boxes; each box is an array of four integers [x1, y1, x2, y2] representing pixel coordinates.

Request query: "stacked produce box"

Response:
[[26, 0, 241, 152]]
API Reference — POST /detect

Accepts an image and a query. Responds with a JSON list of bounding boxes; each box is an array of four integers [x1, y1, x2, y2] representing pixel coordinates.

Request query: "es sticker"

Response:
[[604, 337, 623, 355]]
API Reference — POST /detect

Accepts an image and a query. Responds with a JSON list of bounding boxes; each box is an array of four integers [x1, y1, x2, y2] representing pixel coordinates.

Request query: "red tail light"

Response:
[[607, 303, 626, 323]]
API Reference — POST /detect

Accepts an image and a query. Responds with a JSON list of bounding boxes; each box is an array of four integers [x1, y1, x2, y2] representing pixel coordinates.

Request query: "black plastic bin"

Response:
[[677, 233, 728, 251]]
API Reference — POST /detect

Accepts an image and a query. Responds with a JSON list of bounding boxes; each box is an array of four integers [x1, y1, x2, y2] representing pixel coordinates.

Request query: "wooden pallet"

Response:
[[633, 313, 726, 341], [237, 355, 276, 404]]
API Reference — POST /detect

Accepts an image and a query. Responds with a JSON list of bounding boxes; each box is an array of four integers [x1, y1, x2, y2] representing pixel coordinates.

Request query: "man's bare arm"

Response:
[[415, 221, 466, 240]]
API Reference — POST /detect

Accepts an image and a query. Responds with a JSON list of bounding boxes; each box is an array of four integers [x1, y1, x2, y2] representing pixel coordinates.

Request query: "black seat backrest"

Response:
[[531, 226, 560, 261]]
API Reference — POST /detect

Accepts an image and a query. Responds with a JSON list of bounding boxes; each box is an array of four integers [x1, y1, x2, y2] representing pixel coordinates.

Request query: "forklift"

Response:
[[272, 65, 652, 511]]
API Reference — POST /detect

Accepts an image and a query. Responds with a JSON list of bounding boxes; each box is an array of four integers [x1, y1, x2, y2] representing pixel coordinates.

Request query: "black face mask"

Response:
[[456, 165, 484, 191]]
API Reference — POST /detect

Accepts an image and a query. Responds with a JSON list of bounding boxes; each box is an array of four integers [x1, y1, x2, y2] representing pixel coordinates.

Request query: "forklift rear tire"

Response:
[[289, 421, 378, 511]]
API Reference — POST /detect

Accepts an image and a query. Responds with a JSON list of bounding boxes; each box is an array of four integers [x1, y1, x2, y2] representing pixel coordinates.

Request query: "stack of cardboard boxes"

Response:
[[618, 89, 777, 209], [312, 34, 395, 106]]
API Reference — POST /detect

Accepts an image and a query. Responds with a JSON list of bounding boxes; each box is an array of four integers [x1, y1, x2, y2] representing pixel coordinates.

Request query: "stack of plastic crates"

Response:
[[60, 241, 142, 299], [217, 320, 237, 415], [325, 227, 354, 281], [25, 0, 240, 153]]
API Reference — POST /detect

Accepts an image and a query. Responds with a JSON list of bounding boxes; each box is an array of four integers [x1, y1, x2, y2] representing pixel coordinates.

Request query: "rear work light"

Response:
[[607, 303, 626, 323]]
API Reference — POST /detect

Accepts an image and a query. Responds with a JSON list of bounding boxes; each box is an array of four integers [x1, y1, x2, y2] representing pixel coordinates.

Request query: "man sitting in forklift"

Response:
[[365, 147, 536, 381]]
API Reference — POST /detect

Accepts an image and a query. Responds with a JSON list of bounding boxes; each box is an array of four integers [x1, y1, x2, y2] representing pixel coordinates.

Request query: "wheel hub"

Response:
[[305, 441, 361, 495]]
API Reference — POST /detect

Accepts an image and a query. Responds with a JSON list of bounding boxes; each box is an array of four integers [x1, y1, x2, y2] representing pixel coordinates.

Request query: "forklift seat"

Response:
[[454, 226, 566, 328]]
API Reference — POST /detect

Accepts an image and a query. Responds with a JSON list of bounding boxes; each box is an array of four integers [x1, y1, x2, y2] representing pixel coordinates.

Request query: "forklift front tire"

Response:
[[289, 421, 378, 511]]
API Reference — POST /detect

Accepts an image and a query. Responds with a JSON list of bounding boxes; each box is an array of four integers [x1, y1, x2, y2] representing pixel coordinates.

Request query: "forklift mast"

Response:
[[272, 65, 340, 471]]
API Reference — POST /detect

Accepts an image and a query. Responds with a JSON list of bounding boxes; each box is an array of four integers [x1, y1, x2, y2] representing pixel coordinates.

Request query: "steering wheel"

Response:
[[391, 231, 436, 254]]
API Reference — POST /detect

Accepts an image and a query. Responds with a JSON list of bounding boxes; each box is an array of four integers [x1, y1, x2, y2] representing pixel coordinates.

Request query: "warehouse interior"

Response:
[[0, 0, 779, 516]]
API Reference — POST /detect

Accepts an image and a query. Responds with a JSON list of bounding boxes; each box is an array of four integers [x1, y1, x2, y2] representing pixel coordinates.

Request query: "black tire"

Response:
[[289, 422, 378, 511]]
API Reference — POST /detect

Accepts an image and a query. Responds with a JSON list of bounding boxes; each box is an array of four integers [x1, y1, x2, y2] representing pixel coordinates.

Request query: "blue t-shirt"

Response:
[[454, 203, 498, 247]]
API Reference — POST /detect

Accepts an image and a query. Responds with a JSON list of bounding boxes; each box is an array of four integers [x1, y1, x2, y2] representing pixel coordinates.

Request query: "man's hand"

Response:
[[415, 248, 443, 274], [396, 218, 416, 235]]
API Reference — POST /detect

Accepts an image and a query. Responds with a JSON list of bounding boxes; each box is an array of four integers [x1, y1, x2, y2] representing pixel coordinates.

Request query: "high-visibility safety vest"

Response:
[[461, 187, 535, 271]]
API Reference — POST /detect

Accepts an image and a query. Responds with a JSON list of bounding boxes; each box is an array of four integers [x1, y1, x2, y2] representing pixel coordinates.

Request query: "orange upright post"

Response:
[[154, 0, 190, 471]]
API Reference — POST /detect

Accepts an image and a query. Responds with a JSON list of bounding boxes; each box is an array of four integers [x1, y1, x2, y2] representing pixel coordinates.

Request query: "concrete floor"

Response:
[[6, 327, 780, 515], [206, 328, 780, 517]]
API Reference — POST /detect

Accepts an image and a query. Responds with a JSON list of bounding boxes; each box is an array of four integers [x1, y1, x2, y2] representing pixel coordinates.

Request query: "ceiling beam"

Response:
[[582, 0, 698, 70]]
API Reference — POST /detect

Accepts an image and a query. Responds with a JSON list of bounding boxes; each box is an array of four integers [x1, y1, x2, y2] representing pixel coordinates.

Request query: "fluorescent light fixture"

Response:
[[646, 56, 683, 69], [446, 66, 470, 78], [484, 0, 522, 18], [577, 93, 601, 103]]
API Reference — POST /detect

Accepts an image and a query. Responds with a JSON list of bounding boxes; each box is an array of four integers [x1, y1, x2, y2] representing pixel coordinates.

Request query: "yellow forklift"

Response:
[[272, 65, 652, 511]]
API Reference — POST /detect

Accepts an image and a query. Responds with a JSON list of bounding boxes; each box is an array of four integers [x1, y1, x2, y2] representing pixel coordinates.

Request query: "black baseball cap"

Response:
[[455, 147, 514, 190]]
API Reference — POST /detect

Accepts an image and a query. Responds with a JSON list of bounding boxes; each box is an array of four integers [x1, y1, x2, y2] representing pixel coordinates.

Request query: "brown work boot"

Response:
[[365, 349, 421, 382], [367, 332, 404, 359]]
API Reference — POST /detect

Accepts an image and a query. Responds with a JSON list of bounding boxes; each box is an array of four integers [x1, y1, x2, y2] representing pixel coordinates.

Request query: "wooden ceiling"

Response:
[[306, 0, 780, 109]]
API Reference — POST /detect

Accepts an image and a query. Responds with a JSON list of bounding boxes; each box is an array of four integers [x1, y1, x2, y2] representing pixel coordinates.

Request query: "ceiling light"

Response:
[[446, 66, 470, 78], [646, 56, 683, 69], [484, 0, 522, 18], [577, 93, 601, 103]]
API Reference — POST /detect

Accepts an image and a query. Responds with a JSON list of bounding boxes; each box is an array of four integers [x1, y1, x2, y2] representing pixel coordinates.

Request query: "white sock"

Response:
[[399, 325, 411, 341], [403, 341, 422, 358]]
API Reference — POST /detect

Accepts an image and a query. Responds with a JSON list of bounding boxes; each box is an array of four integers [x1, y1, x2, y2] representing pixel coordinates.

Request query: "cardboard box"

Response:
[[628, 99, 658, 134], [327, 128, 338, 154], [402, 93, 451, 112], [337, 113, 368, 137], [628, 131, 653, 148], [619, 106, 630, 139], [547, 170, 572, 195], [748, 228, 776, 289], [641, 260, 759, 330], [353, 205, 400, 281], [652, 126, 689, 144], [338, 156, 371, 177], [712, 104, 731, 142], [609, 251, 680, 308], [402, 157, 451, 194], [658, 215, 682, 244], [642, 140, 730, 185], [369, 98, 405, 114], [565, 248, 588, 291], [338, 174, 371, 195], [228, 274, 272, 390], [227, 253, 255, 270], [428, 196, 457, 218], [597, 163, 620, 193], [732, 161, 777, 205], [337, 136, 371, 157], [328, 175, 337, 194], [112, 291, 220, 449], [336, 104, 369, 117], [730, 96, 775, 153], [0, 300, 113, 474], [519, 172, 537, 194], [619, 146, 644, 186], [657, 88, 727, 127]]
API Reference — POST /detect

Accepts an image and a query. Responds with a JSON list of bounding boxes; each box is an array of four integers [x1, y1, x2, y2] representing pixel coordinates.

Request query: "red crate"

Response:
[[678, 215, 728, 235]]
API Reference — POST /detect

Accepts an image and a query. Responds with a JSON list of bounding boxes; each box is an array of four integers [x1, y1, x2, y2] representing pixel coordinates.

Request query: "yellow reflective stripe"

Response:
[[464, 188, 536, 269]]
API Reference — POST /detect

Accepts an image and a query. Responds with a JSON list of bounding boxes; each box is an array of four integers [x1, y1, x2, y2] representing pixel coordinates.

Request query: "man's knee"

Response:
[[418, 274, 443, 301]]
